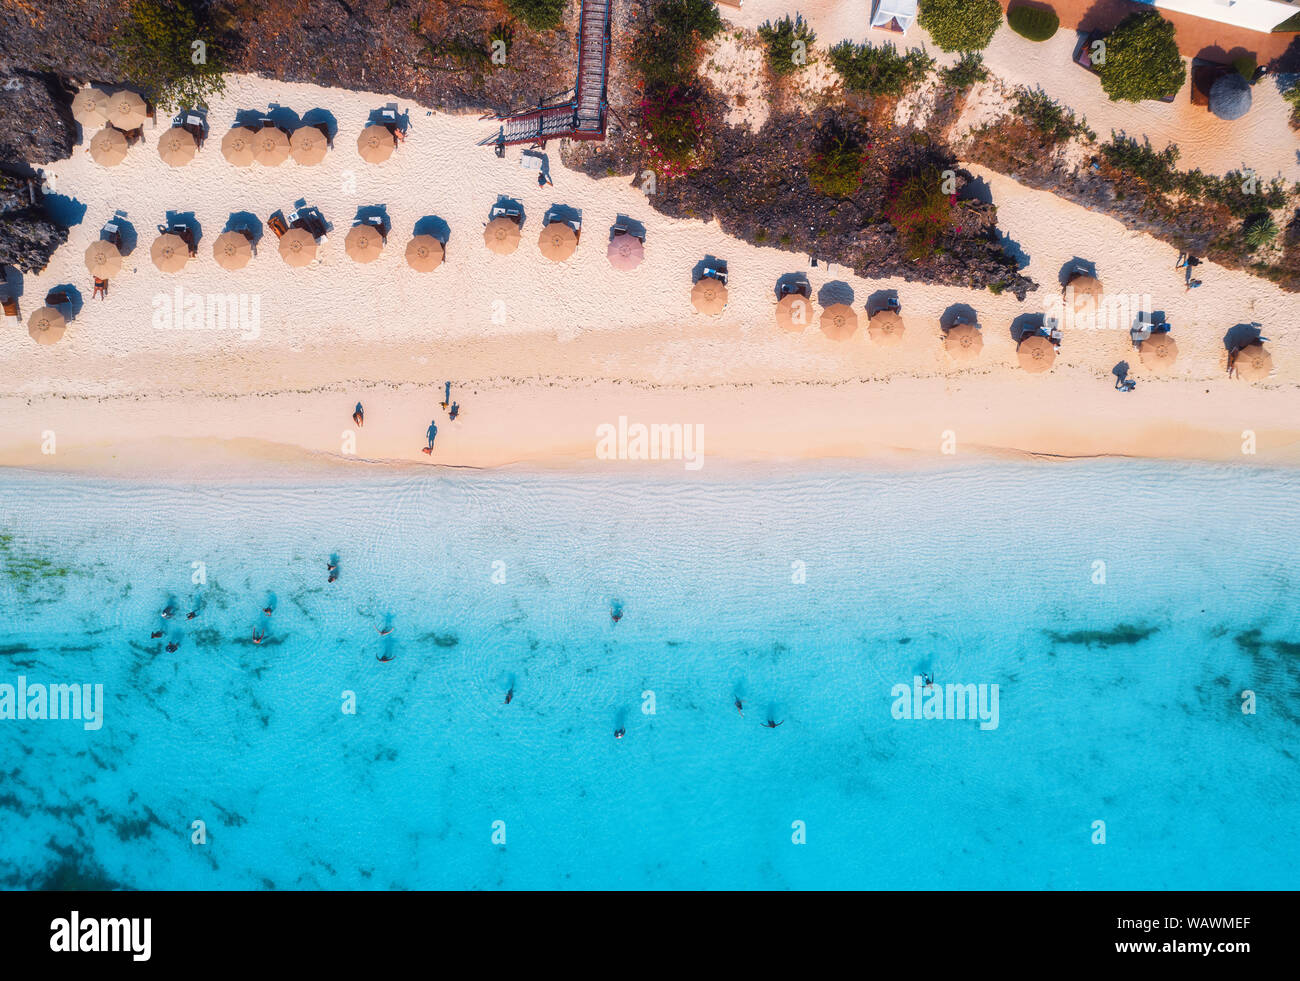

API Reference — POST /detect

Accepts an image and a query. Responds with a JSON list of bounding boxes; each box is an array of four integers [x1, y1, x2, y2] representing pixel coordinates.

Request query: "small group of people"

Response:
[[350, 384, 464, 458]]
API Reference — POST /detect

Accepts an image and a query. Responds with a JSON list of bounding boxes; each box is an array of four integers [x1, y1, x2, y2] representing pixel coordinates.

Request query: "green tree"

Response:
[[830, 40, 934, 97], [918, 0, 1003, 53], [114, 0, 227, 112], [1095, 11, 1186, 103], [504, 0, 567, 32], [757, 15, 816, 76]]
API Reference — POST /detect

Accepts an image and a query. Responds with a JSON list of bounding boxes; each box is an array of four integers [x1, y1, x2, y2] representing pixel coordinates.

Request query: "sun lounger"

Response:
[[267, 213, 289, 238], [703, 262, 728, 286], [102, 223, 122, 248], [489, 204, 522, 222], [1, 296, 17, 318], [45, 290, 70, 308]]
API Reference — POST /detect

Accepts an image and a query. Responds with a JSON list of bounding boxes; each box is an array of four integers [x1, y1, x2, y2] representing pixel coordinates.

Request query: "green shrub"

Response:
[[114, 0, 227, 112], [830, 40, 934, 97], [757, 15, 816, 76], [637, 85, 709, 177], [885, 167, 957, 260], [1014, 88, 1094, 143], [1232, 54, 1257, 80], [918, 0, 1003, 53], [1095, 11, 1186, 103], [807, 127, 866, 197], [941, 52, 989, 90], [504, 0, 566, 32], [1285, 83, 1300, 126], [1244, 214, 1278, 249], [1101, 135, 1288, 217], [632, 0, 724, 88], [1007, 4, 1059, 42]]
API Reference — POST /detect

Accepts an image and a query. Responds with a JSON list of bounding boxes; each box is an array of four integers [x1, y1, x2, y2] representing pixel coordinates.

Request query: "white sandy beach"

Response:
[[1, 64, 1297, 475]]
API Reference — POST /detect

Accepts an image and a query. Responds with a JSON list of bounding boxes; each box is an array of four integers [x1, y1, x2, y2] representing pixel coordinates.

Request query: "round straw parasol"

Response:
[[1234, 343, 1272, 382], [538, 222, 577, 262], [290, 126, 328, 166], [691, 277, 727, 316], [1139, 333, 1178, 373], [71, 86, 110, 128], [1066, 273, 1103, 316], [1210, 73, 1252, 121], [867, 309, 905, 347], [820, 303, 859, 341], [84, 240, 123, 278], [944, 324, 983, 361], [345, 224, 384, 264], [88, 126, 128, 166], [483, 217, 520, 255], [775, 293, 812, 332], [212, 230, 253, 270], [1018, 333, 1055, 373], [357, 124, 395, 163], [151, 233, 189, 273], [157, 126, 197, 167], [405, 235, 443, 272], [278, 227, 317, 267], [252, 126, 289, 166], [607, 232, 644, 271], [28, 306, 67, 345], [106, 90, 147, 130], [221, 126, 256, 166]]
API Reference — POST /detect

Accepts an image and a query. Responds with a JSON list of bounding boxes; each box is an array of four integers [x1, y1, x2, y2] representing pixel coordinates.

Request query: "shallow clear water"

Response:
[[1, 463, 1297, 890]]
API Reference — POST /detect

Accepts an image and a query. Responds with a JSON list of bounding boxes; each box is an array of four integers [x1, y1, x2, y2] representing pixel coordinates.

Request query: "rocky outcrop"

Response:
[[0, 71, 79, 169], [0, 173, 67, 274]]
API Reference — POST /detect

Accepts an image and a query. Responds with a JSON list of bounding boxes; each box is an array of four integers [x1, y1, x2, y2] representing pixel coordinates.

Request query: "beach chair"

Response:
[[102, 222, 123, 249], [703, 261, 728, 286], [1, 296, 17, 319], [314, 121, 333, 147], [612, 220, 643, 243], [489, 203, 522, 223], [1130, 312, 1157, 347], [267, 213, 289, 238], [45, 289, 70, 312], [362, 214, 388, 239], [380, 106, 405, 142]]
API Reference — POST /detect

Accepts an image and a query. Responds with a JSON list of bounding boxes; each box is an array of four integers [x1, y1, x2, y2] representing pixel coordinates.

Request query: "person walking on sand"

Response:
[[422, 421, 437, 455], [449, 401, 459, 421], [440, 382, 451, 410], [353, 402, 364, 428]]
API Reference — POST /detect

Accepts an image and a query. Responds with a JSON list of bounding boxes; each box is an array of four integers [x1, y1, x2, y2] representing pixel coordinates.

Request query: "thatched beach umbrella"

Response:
[[1018, 333, 1055, 373], [278, 227, 317, 267], [83, 240, 123, 279], [345, 224, 385, 264], [28, 306, 67, 345], [71, 86, 110, 128], [221, 126, 256, 166], [106, 90, 147, 130], [151, 233, 189, 273], [405, 235, 443, 272], [539, 222, 578, 262], [252, 127, 290, 166], [483, 217, 520, 255], [357, 124, 395, 164], [212, 231, 253, 270], [1066, 273, 1103, 316], [691, 277, 727, 316], [157, 126, 198, 167], [290, 126, 328, 166], [1235, 343, 1272, 382], [1210, 73, 1252, 121], [88, 126, 128, 167], [1139, 333, 1178, 373], [944, 324, 983, 361], [607, 232, 644, 272], [867, 309, 905, 347], [775, 293, 812, 332], [819, 303, 859, 341]]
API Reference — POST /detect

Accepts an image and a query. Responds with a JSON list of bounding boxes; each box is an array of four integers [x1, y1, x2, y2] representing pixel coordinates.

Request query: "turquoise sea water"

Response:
[[0, 463, 1297, 890]]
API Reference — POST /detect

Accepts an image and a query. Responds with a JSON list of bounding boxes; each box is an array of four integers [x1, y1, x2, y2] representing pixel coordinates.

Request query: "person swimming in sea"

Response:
[[377, 651, 394, 662], [150, 630, 163, 640], [922, 673, 934, 691], [328, 570, 338, 583], [762, 718, 783, 729], [376, 625, 394, 636], [504, 687, 514, 705], [252, 629, 265, 646], [614, 726, 625, 740], [165, 641, 178, 653], [186, 610, 198, 620], [160, 606, 174, 619], [262, 606, 273, 616], [611, 601, 623, 624], [734, 696, 744, 717]]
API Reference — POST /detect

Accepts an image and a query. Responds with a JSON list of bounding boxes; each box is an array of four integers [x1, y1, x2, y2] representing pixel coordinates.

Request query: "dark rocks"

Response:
[[0, 70, 78, 169], [0, 173, 67, 274]]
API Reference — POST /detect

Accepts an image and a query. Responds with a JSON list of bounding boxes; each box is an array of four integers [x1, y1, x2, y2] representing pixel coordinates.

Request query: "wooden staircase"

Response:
[[479, 0, 612, 148]]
